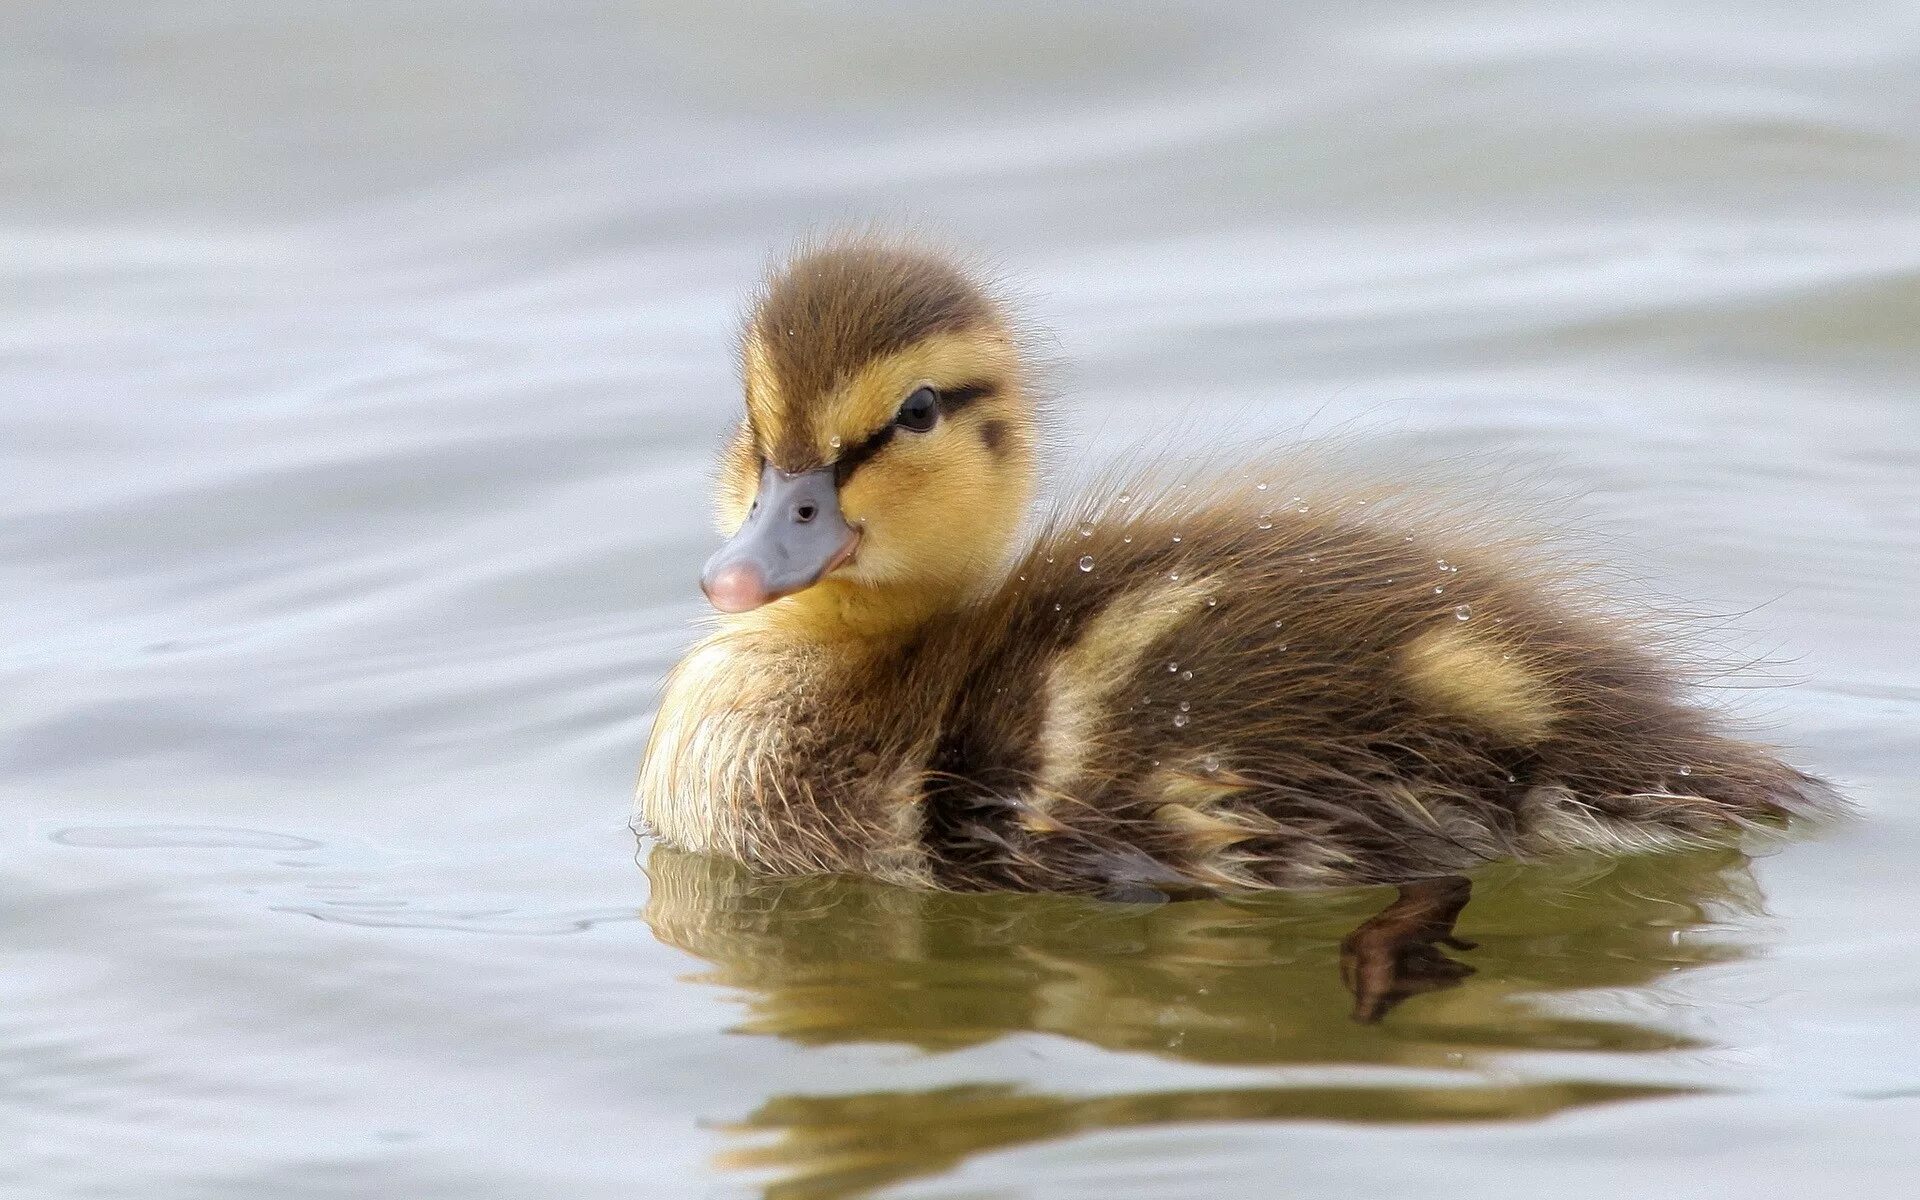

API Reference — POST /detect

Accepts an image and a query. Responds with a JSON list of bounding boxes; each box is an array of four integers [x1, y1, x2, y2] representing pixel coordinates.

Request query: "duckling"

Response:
[[638, 235, 1838, 899]]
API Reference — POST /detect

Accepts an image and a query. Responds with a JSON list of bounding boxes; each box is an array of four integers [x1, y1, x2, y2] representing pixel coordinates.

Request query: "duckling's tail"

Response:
[[1517, 754, 1847, 860], [1763, 768, 1852, 825]]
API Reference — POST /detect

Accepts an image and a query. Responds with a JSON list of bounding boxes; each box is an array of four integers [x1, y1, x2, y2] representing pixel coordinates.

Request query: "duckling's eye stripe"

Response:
[[829, 381, 998, 486], [833, 424, 896, 485], [942, 381, 996, 414]]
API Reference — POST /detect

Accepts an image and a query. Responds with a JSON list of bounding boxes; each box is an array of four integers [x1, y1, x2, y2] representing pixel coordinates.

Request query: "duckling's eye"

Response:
[[894, 386, 939, 433]]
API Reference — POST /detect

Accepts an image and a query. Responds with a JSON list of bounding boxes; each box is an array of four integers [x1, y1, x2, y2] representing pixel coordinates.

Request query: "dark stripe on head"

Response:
[[750, 239, 1000, 464], [833, 423, 896, 486], [941, 381, 997, 414], [831, 381, 1004, 485]]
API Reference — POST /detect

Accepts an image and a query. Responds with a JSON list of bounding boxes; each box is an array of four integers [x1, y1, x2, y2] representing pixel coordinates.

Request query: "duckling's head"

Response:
[[702, 237, 1037, 632]]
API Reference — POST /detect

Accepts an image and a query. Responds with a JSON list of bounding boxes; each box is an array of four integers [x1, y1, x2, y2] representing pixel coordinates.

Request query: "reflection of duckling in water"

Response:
[[644, 845, 1766, 1198], [1340, 876, 1477, 1022], [639, 234, 1837, 911], [644, 844, 1760, 1046]]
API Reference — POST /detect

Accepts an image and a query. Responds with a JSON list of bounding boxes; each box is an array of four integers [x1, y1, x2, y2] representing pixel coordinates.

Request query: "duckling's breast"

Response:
[[640, 631, 944, 886]]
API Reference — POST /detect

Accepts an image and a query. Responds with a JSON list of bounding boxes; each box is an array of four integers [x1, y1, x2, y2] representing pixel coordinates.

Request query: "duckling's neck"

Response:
[[731, 578, 956, 644]]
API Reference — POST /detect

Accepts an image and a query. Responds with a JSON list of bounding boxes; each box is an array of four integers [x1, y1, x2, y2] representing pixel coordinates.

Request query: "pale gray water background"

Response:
[[5, 2, 1920, 1197]]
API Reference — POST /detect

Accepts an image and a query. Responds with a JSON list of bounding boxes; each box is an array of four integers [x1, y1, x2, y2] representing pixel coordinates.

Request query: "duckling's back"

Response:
[[912, 478, 1835, 896]]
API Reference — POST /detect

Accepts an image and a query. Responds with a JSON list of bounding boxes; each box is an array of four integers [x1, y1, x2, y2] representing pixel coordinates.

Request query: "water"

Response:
[[6, 2, 1919, 1196]]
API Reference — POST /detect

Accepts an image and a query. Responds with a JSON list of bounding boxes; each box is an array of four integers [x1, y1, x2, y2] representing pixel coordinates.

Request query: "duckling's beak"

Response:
[[701, 464, 860, 613]]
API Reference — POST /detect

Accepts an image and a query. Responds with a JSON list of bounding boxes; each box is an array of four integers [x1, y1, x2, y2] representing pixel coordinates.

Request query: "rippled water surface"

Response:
[[7, 3, 1920, 1196]]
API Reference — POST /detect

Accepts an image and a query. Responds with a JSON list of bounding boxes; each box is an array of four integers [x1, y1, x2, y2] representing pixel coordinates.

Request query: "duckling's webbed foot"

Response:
[[1339, 875, 1476, 1024]]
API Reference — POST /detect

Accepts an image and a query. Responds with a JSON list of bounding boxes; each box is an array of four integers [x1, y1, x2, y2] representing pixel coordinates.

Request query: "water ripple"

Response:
[[51, 824, 322, 851]]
